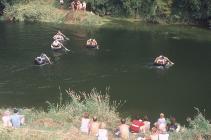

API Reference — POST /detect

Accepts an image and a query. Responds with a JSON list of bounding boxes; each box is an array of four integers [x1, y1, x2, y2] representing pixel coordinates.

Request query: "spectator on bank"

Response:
[[2, 110, 12, 127], [137, 126, 159, 140], [89, 116, 100, 136], [80, 112, 90, 134], [82, 1, 86, 11], [10, 108, 25, 128], [97, 122, 108, 140], [167, 117, 180, 132], [158, 132, 169, 140], [150, 127, 159, 140], [130, 115, 145, 133], [143, 115, 151, 133], [70, 0, 86, 11], [76, 0, 81, 10], [70, 1, 75, 11], [59, 0, 64, 5], [156, 113, 167, 132], [115, 118, 130, 139]]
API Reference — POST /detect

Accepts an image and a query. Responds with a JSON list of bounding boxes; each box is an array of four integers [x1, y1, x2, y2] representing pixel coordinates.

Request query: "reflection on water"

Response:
[[0, 21, 211, 123]]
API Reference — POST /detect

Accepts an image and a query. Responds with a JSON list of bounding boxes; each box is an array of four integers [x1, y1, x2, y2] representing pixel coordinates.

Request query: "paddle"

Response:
[[64, 36, 69, 41], [61, 44, 70, 52], [60, 32, 69, 41], [43, 54, 52, 64]]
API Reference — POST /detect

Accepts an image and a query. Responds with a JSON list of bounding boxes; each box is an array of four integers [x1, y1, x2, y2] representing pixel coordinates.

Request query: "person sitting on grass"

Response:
[[130, 115, 145, 134], [2, 110, 12, 127], [10, 108, 25, 128], [80, 112, 90, 134], [167, 117, 180, 132], [143, 115, 151, 133], [137, 127, 159, 140], [97, 122, 108, 140], [150, 127, 159, 140], [89, 116, 100, 136], [156, 113, 167, 133], [115, 118, 130, 139]]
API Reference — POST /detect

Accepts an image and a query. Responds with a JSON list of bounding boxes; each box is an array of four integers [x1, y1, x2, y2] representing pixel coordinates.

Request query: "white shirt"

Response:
[[158, 118, 166, 125], [2, 115, 12, 127], [59, 0, 64, 4], [143, 121, 151, 131], [52, 40, 60, 46], [53, 35, 64, 41], [159, 133, 169, 140], [97, 129, 108, 140], [80, 118, 90, 133]]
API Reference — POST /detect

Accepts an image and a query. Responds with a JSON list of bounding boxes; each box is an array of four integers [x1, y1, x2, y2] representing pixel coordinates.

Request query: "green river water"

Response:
[[0, 21, 211, 122]]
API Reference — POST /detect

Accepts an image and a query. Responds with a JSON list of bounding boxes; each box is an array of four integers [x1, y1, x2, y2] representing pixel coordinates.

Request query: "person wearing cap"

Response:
[[2, 110, 12, 127]]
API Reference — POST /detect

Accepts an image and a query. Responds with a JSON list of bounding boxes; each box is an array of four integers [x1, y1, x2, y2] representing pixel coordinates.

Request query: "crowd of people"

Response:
[[79, 112, 180, 140], [1, 108, 25, 128], [70, 0, 86, 11], [1, 109, 181, 139]]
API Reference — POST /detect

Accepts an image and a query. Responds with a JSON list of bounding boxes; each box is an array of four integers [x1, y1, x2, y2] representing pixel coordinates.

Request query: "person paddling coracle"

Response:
[[34, 53, 52, 65], [53, 30, 69, 42], [52, 40, 64, 48], [154, 55, 174, 66]]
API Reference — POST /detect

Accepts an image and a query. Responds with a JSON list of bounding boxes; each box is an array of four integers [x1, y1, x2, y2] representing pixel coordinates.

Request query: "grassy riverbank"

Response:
[[0, 89, 211, 140], [3, 0, 108, 26], [3, 0, 210, 27]]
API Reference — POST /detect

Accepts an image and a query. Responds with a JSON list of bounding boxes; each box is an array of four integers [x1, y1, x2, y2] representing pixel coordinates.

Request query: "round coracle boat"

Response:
[[34, 57, 50, 66], [51, 45, 63, 51], [85, 44, 99, 49], [153, 56, 174, 68]]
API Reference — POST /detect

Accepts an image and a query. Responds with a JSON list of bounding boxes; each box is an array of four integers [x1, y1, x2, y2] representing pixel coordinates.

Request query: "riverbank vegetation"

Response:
[[0, 89, 211, 140], [1, 0, 106, 25], [1, 0, 211, 25]]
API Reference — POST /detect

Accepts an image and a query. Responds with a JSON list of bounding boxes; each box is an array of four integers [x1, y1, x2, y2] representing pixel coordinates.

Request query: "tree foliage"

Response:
[[2, 0, 211, 24]]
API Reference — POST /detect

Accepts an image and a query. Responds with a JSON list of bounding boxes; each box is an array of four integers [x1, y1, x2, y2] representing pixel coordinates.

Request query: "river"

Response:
[[0, 21, 211, 123]]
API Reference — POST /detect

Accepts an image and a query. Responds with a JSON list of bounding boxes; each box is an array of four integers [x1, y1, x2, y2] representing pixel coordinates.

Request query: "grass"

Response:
[[4, 0, 67, 23], [64, 11, 110, 26], [3, 0, 107, 26], [169, 108, 211, 140], [0, 88, 122, 140], [0, 89, 211, 140]]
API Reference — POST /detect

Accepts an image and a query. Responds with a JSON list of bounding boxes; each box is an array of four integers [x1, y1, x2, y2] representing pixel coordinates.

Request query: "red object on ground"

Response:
[[130, 120, 144, 133]]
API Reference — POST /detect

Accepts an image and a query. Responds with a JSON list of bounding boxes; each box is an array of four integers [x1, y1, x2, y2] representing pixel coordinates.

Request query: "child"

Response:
[[97, 122, 108, 140]]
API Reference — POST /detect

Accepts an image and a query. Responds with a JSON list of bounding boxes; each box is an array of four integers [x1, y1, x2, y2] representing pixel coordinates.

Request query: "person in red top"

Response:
[[130, 115, 145, 133]]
